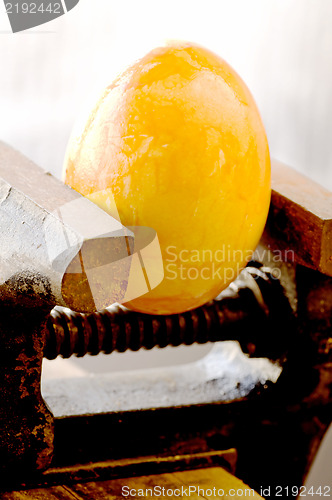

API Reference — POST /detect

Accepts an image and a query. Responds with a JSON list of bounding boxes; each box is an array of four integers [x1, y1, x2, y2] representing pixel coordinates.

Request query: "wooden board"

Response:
[[1, 467, 263, 499]]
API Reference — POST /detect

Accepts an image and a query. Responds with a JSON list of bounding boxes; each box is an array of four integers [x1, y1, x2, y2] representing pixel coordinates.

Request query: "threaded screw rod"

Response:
[[44, 267, 279, 360]]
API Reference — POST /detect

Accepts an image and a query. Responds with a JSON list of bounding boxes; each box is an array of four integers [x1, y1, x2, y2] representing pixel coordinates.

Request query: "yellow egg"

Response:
[[63, 42, 271, 315]]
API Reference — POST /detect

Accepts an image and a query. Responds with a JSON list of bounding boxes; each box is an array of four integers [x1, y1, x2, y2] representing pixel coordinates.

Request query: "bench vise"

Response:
[[0, 142, 331, 496]]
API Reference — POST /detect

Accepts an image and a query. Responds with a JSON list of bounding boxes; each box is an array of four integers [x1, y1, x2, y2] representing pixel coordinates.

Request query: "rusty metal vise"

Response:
[[0, 141, 331, 495]]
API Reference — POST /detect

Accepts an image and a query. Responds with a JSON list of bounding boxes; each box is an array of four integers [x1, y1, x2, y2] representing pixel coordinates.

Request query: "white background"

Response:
[[0, 0, 331, 493], [0, 0, 332, 188]]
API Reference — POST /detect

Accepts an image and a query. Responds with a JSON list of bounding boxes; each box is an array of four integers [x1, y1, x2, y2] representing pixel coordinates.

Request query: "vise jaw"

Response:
[[0, 141, 133, 474]]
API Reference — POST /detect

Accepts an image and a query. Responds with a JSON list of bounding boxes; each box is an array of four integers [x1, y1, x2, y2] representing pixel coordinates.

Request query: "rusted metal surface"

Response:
[[264, 159, 332, 276], [296, 266, 332, 364], [1, 450, 237, 490], [0, 306, 53, 475], [44, 266, 292, 361], [0, 141, 133, 312], [0, 141, 133, 475]]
